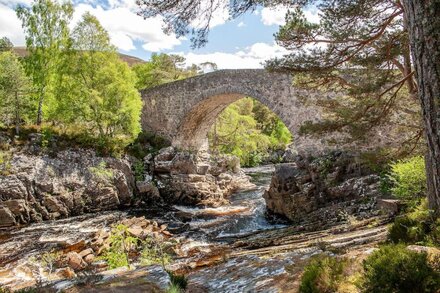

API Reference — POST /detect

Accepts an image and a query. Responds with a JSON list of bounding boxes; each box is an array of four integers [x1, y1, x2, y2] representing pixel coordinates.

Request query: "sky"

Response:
[[0, 0, 319, 69]]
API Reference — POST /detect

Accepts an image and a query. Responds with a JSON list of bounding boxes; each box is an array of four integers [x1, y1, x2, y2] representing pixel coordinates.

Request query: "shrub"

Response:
[[89, 161, 114, 183], [40, 250, 61, 273], [389, 156, 426, 200], [299, 255, 351, 293], [139, 236, 171, 267], [165, 271, 187, 293], [100, 224, 139, 269], [388, 199, 439, 246], [0, 150, 12, 175], [126, 131, 170, 159], [360, 244, 440, 293], [133, 161, 145, 182], [165, 284, 181, 293]]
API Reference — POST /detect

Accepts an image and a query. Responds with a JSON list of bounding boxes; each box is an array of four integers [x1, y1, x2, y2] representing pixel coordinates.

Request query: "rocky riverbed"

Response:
[[0, 166, 393, 292]]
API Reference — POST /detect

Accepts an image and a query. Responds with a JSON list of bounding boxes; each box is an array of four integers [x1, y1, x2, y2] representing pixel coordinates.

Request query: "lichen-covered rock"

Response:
[[0, 149, 135, 227], [263, 152, 382, 223]]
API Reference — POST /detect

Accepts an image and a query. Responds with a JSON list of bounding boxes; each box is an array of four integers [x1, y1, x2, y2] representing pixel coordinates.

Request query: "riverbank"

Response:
[[0, 167, 392, 292]]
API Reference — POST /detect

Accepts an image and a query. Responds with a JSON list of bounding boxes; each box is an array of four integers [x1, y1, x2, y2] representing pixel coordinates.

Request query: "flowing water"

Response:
[[0, 165, 388, 292], [169, 165, 287, 241]]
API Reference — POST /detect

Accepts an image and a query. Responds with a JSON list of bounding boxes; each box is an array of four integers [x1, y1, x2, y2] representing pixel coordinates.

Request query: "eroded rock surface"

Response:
[[264, 152, 382, 223], [0, 148, 135, 227], [138, 146, 254, 207]]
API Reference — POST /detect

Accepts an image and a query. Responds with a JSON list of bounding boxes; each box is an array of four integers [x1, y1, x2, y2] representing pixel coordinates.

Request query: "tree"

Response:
[[208, 98, 292, 166], [138, 1, 422, 157], [0, 37, 13, 52], [133, 53, 200, 90], [138, 0, 440, 213], [16, 0, 73, 125], [0, 52, 32, 134], [401, 1, 440, 215], [58, 13, 142, 141]]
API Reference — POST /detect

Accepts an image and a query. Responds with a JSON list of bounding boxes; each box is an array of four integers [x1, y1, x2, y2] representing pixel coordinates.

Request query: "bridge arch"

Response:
[[141, 69, 322, 152]]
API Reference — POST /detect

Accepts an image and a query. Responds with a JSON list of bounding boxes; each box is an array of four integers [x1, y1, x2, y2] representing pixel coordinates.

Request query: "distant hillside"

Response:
[[12, 47, 146, 66]]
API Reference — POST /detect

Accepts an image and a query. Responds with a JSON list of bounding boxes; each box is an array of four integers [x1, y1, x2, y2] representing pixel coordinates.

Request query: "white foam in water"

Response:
[[173, 205, 251, 216], [174, 168, 288, 239]]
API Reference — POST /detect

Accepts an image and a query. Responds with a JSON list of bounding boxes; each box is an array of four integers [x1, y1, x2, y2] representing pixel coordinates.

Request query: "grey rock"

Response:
[[264, 152, 382, 223], [0, 149, 135, 227]]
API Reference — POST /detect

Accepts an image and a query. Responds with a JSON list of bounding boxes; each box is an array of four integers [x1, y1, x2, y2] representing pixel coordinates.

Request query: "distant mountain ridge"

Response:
[[12, 46, 146, 66]]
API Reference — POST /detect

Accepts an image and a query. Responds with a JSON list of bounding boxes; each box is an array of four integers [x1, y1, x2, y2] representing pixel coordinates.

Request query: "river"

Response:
[[0, 165, 388, 292]]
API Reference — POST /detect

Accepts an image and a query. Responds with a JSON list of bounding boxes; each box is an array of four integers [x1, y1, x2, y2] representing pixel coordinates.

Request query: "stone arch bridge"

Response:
[[141, 69, 322, 153]]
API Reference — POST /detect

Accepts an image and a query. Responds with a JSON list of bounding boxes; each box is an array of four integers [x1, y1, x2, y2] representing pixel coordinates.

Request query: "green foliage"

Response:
[[132, 53, 200, 90], [11, 8, 142, 151], [165, 271, 187, 293], [40, 126, 55, 149], [0, 150, 12, 175], [16, 0, 73, 125], [167, 271, 187, 290], [54, 14, 142, 142], [0, 37, 13, 52], [89, 161, 114, 183], [360, 244, 440, 293], [208, 98, 292, 167], [0, 51, 33, 135], [133, 161, 144, 182], [140, 236, 171, 267], [100, 224, 139, 269], [389, 156, 426, 200], [388, 199, 440, 246], [40, 250, 61, 273], [126, 131, 170, 159], [299, 255, 351, 293], [165, 284, 182, 293]]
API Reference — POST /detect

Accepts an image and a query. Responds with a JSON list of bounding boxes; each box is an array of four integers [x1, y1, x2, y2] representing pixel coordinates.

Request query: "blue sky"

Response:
[[0, 0, 319, 68]]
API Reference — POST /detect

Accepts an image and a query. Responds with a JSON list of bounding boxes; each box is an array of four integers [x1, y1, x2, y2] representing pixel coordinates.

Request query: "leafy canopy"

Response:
[[209, 98, 292, 166], [16, 0, 73, 125], [133, 53, 200, 90], [54, 12, 142, 141], [0, 51, 32, 133]]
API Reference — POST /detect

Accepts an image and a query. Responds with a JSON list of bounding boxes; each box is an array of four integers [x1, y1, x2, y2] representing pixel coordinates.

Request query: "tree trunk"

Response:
[[402, 0, 440, 215], [15, 91, 20, 136], [36, 93, 44, 125]]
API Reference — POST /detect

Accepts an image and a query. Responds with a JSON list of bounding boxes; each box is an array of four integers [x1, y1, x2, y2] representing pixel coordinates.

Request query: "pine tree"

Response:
[[402, 0, 440, 215]]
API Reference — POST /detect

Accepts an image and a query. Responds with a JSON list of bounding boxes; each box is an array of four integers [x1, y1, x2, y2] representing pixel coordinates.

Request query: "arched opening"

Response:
[[208, 97, 293, 167], [174, 93, 292, 166], [172, 91, 295, 156]]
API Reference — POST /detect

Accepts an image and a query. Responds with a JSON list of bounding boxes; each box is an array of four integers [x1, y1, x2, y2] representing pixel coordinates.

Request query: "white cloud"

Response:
[[72, 3, 182, 52], [261, 6, 320, 26], [237, 21, 245, 28], [173, 42, 288, 69], [0, 0, 184, 52], [0, 3, 25, 46]]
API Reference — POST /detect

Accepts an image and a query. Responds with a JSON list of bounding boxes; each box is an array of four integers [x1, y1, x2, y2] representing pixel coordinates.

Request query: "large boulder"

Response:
[[0, 148, 136, 227], [263, 152, 382, 223], [149, 147, 253, 207]]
